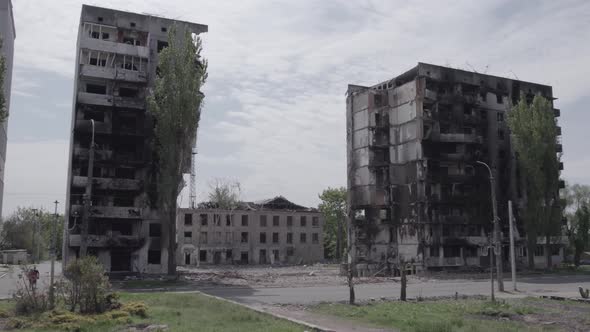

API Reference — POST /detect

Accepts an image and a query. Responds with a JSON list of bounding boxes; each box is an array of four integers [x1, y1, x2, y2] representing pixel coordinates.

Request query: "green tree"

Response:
[[207, 178, 241, 209], [507, 94, 561, 269], [572, 204, 590, 266], [0, 37, 8, 123], [318, 187, 347, 261], [147, 25, 207, 275], [0, 207, 64, 260]]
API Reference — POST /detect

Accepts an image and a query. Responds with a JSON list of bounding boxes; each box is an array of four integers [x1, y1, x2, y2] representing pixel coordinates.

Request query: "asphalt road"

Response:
[[0, 261, 62, 299], [198, 274, 590, 305]]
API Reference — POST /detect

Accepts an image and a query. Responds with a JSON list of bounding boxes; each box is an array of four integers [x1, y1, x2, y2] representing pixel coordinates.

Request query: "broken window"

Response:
[[226, 249, 233, 260], [260, 215, 267, 227], [259, 232, 266, 244], [496, 93, 503, 104], [225, 232, 232, 243], [91, 31, 100, 39], [300, 216, 307, 227], [498, 150, 506, 159], [497, 112, 504, 122], [200, 232, 208, 244], [101, 32, 110, 40], [272, 232, 279, 243], [286, 247, 294, 257], [241, 232, 248, 243], [497, 129, 505, 140], [534, 245, 544, 257], [440, 124, 450, 134], [429, 246, 439, 257], [200, 250, 207, 262], [226, 215, 232, 226], [240, 252, 248, 264], [161, 27, 167, 32], [312, 233, 319, 244], [157, 40, 169, 52], [442, 224, 451, 237], [113, 196, 134, 207], [272, 250, 279, 261], [83, 110, 104, 122], [86, 84, 107, 94], [149, 223, 161, 237], [480, 109, 487, 120], [115, 167, 135, 179], [286, 233, 293, 244], [465, 247, 477, 257], [443, 246, 461, 258], [123, 37, 140, 46], [112, 222, 132, 235], [241, 215, 248, 226], [184, 213, 193, 226], [119, 87, 139, 98], [287, 216, 293, 227], [462, 127, 473, 135], [312, 217, 319, 227], [213, 214, 221, 226], [148, 250, 161, 264], [130, 22, 136, 28], [200, 214, 208, 226], [273, 216, 279, 227], [300, 233, 307, 243], [184, 231, 192, 239]]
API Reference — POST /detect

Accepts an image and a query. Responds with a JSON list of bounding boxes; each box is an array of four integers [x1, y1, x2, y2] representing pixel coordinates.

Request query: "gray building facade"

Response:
[[346, 63, 563, 274], [0, 0, 15, 217], [63, 5, 207, 273], [177, 197, 324, 265]]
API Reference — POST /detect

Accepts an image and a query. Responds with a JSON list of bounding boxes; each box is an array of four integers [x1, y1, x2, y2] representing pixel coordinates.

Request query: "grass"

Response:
[[112, 279, 190, 290], [313, 298, 557, 332], [0, 292, 305, 332]]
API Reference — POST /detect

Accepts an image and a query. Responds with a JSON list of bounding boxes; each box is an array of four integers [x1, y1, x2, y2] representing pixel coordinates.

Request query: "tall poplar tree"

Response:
[[0, 37, 8, 122], [508, 94, 561, 269], [148, 25, 207, 275]]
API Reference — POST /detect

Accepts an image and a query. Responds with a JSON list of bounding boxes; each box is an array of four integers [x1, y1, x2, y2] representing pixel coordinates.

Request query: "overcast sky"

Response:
[[3, 0, 590, 215]]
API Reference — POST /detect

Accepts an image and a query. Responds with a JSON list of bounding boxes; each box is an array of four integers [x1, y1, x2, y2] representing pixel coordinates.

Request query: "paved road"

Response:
[[0, 261, 62, 299], [198, 274, 590, 305]]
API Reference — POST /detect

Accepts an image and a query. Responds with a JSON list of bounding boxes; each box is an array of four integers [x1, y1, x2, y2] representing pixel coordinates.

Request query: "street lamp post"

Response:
[[476, 161, 504, 293]]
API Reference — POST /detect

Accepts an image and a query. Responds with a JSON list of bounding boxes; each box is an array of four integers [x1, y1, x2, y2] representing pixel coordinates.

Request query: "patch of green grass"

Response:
[[313, 299, 554, 332], [113, 279, 189, 290], [1, 292, 304, 332]]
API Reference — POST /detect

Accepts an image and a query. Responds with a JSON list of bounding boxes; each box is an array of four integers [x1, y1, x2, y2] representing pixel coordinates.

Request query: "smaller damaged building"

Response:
[[346, 63, 564, 275], [177, 196, 324, 265]]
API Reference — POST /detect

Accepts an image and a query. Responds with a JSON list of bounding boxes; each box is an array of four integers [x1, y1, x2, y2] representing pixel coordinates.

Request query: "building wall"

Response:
[[63, 5, 207, 273], [177, 208, 324, 265], [0, 0, 15, 217], [347, 63, 562, 274]]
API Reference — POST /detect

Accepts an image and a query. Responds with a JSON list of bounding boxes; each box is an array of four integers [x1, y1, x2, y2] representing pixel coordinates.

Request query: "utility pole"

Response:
[[80, 119, 95, 257], [476, 161, 504, 292], [508, 200, 517, 291], [49, 200, 58, 309], [31, 208, 38, 263]]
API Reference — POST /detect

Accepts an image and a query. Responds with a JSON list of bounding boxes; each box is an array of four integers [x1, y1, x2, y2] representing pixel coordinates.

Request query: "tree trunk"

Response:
[[574, 248, 581, 267], [527, 233, 535, 269], [336, 217, 342, 262], [167, 202, 177, 276], [545, 234, 552, 270], [400, 263, 407, 301]]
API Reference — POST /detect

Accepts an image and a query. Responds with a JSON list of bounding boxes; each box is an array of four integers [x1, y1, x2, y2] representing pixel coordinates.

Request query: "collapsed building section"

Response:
[[177, 196, 324, 265], [63, 5, 207, 274], [346, 63, 564, 275]]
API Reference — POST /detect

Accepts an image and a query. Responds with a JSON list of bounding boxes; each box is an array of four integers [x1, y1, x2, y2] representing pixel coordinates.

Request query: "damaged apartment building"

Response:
[[346, 63, 564, 275], [177, 197, 324, 265], [63, 5, 207, 273]]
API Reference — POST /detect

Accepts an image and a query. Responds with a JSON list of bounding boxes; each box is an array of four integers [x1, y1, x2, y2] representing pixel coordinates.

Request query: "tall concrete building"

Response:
[[63, 5, 207, 273], [177, 196, 324, 266], [346, 63, 563, 275], [0, 0, 15, 217]]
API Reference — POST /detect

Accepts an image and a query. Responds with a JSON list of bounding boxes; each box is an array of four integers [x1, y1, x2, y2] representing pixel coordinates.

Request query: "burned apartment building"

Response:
[[63, 5, 207, 273], [177, 197, 324, 265], [346, 63, 564, 275]]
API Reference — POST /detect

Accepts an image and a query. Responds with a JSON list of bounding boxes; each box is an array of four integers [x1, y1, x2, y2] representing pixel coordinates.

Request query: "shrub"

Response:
[[121, 301, 148, 318], [63, 256, 111, 314], [12, 266, 48, 315]]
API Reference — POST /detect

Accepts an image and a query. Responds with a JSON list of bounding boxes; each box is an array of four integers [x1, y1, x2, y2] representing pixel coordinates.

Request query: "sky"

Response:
[[3, 0, 590, 216]]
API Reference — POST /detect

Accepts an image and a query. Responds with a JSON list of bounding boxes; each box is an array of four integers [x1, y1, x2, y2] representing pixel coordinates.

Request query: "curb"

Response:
[[194, 290, 335, 332]]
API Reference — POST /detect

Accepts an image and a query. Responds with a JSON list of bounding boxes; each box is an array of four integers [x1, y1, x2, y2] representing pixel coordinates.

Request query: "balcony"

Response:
[[80, 65, 148, 83], [556, 126, 562, 136], [77, 92, 113, 107], [114, 96, 145, 109], [556, 144, 563, 153], [425, 256, 463, 267], [75, 119, 111, 134], [553, 108, 560, 117], [73, 147, 113, 161], [70, 204, 143, 219], [438, 133, 482, 144], [80, 36, 149, 58], [72, 176, 142, 191], [69, 234, 142, 248]]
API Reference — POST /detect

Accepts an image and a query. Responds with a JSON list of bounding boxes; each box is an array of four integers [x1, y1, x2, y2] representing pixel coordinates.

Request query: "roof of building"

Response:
[[194, 196, 317, 212]]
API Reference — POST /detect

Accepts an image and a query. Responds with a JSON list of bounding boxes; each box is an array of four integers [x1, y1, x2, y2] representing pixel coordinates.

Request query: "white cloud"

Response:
[[5, 0, 590, 213]]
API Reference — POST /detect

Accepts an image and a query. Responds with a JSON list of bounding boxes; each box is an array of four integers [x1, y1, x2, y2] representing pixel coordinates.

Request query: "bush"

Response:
[[121, 301, 148, 318], [63, 256, 111, 314], [12, 266, 48, 315]]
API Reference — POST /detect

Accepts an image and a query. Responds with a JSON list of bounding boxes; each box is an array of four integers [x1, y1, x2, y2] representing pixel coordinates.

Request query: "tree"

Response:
[[147, 25, 207, 275], [0, 37, 8, 123], [563, 182, 590, 266], [207, 178, 241, 210], [572, 204, 590, 266], [0, 207, 64, 260], [318, 187, 347, 261], [507, 94, 561, 269]]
